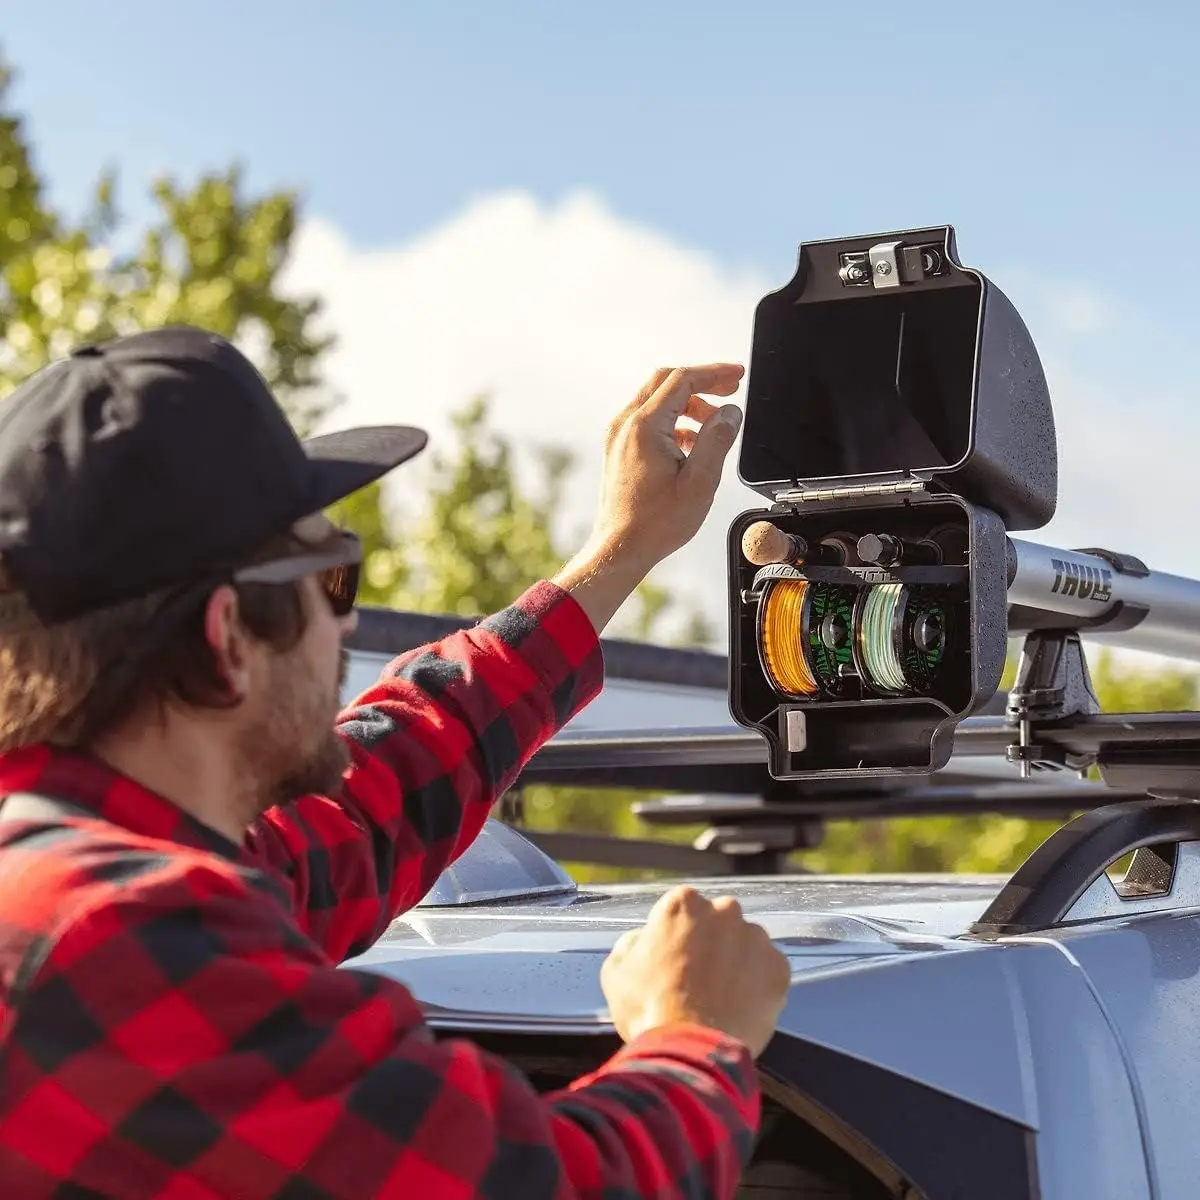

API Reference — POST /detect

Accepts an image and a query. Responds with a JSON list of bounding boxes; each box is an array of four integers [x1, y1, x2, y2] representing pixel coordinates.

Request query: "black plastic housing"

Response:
[[728, 496, 1010, 778], [727, 225, 1059, 780], [738, 225, 1057, 531]]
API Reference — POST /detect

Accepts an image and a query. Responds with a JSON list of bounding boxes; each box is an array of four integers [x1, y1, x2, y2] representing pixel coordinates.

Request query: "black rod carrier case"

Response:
[[727, 225, 1058, 780]]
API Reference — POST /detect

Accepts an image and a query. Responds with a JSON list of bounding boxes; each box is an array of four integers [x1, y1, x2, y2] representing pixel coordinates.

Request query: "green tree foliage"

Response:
[[385, 396, 573, 617], [1, 64, 325, 419], [1091, 650, 1200, 713], [0, 51, 396, 597]]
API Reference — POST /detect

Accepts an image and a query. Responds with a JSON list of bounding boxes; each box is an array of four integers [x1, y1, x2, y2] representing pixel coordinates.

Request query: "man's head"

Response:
[[0, 326, 427, 827]]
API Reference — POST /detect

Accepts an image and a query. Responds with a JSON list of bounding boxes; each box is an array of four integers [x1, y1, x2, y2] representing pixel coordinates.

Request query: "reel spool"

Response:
[[853, 583, 951, 696], [755, 578, 857, 698]]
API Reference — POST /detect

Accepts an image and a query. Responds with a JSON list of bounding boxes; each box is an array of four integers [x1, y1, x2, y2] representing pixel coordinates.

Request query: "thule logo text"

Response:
[[1050, 558, 1113, 603]]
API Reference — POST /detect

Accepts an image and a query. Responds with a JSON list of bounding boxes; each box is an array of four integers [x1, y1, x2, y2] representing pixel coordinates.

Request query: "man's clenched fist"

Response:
[[601, 884, 791, 1058]]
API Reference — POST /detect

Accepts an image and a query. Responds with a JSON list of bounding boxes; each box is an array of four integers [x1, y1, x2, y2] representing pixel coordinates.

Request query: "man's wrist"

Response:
[[552, 534, 658, 636], [571, 533, 658, 583]]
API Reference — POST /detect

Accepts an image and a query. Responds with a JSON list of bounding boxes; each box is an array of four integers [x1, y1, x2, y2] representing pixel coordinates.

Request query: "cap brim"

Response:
[[302, 424, 429, 509]]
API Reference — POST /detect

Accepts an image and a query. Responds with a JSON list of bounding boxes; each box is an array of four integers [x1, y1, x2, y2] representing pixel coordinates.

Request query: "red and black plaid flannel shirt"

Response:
[[0, 581, 760, 1198]]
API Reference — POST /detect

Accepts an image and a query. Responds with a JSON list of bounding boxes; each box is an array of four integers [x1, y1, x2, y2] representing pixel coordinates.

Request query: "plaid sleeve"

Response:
[[246, 581, 604, 961], [0, 852, 760, 1199]]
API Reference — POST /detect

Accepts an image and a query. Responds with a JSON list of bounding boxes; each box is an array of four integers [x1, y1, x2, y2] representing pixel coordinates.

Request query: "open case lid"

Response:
[[737, 225, 1059, 531]]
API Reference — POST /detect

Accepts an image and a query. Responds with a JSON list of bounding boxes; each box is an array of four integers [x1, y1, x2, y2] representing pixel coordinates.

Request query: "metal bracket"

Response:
[[1005, 629, 1101, 779], [694, 820, 822, 876], [633, 794, 824, 875], [1098, 749, 1200, 801]]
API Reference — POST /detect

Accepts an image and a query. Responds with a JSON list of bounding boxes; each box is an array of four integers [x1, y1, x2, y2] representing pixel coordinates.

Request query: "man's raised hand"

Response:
[[592, 364, 745, 573]]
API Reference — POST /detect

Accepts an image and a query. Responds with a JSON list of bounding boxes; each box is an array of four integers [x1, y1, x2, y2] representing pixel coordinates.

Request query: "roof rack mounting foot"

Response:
[[693, 812, 824, 876], [1005, 630, 1101, 779], [968, 796, 1200, 938]]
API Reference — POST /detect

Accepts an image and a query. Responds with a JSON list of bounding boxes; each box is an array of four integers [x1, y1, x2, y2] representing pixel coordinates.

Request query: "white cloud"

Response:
[[280, 191, 1199, 677]]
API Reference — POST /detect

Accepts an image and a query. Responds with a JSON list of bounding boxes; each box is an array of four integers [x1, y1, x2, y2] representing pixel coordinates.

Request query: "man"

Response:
[[0, 326, 791, 1198]]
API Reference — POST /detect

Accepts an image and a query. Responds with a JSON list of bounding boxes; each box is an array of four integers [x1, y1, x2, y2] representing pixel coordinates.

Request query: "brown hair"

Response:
[[0, 542, 310, 753]]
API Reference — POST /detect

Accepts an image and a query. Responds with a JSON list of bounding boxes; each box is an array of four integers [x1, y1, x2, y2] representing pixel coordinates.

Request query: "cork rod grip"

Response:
[[741, 521, 808, 567]]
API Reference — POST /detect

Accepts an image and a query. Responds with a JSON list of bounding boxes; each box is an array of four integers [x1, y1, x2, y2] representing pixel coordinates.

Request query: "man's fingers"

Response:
[[607, 367, 674, 447], [683, 393, 720, 425], [674, 424, 698, 456], [680, 405, 743, 496], [671, 397, 720, 456], [641, 365, 744, 426]]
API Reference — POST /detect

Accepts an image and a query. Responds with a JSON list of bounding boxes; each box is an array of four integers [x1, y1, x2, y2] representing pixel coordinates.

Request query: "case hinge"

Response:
[[774, 478, 929, 505]]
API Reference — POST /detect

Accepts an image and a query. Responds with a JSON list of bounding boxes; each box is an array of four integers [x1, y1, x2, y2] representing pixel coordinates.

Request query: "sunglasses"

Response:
[[232, 529, 363, 617], [60, 527, 364, 745]]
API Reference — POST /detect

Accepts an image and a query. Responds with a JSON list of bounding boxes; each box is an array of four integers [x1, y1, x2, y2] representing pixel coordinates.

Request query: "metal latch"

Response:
[[868, 240, 904, 290], [838, 240, 949, 289]]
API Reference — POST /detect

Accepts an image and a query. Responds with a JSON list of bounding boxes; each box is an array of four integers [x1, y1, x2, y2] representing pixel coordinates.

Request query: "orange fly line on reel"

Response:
[[757, 578, 820, 697]]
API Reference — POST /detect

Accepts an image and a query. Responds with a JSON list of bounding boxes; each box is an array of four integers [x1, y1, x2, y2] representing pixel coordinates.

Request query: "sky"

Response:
[[3, 1, 1199, 665]]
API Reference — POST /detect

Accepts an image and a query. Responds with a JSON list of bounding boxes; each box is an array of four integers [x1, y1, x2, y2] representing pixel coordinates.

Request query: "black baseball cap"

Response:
[[0, 325, 428, 623]]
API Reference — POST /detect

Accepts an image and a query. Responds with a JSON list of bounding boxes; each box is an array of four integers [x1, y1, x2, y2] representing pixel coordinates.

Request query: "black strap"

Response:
[[0, 792, 94, 825]]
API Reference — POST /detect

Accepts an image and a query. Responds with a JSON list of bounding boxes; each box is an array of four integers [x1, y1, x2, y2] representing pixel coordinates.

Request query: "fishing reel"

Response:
[[727, 224, 1059, 781], [744, 521, 963, 702], [754, 575, 953, 700]]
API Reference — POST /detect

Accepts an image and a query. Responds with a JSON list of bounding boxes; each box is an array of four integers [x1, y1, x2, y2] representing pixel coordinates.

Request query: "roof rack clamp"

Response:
[[1005, 629, 1101, 779], [694, 818, 823, 875]]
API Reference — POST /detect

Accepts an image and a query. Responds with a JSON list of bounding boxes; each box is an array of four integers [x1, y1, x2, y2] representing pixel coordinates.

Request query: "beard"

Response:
[[236, 646, 353, 818]]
